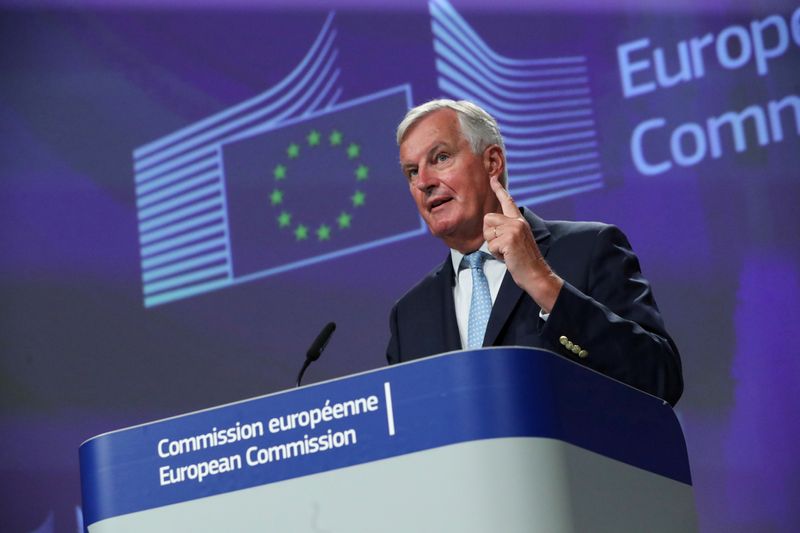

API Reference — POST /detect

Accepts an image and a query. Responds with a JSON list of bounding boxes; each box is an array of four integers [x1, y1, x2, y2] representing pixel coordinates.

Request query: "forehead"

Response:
[[399, 109, 463, 160]]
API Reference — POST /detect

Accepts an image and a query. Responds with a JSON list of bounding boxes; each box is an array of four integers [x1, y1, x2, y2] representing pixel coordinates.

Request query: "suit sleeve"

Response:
[[542, 225, 683, 405]]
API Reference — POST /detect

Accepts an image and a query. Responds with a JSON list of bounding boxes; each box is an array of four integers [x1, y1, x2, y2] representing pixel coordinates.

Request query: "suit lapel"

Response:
[[483, 208, 551, 346], [435, 254, 462, 352]]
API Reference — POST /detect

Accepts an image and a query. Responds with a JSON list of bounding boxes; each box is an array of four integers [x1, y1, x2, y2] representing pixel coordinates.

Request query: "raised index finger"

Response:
[[490, 175, 520, 218]]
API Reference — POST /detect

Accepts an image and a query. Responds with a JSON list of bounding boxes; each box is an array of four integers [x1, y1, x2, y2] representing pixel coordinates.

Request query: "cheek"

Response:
[[409, 188, 426, 211]]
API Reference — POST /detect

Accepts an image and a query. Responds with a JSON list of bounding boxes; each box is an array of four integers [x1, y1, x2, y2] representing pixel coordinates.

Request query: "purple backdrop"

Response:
[[1, 1, 798, 531]]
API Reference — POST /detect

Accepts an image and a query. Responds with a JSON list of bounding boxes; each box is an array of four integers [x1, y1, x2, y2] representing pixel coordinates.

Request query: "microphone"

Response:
[[296, 322, 336, 387]]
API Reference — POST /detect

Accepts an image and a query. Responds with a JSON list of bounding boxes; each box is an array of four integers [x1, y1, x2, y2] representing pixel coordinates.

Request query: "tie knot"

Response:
[[465, 251, 488, 270]]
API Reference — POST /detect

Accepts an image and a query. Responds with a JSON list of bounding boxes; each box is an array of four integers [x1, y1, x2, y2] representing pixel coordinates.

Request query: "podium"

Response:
[[80, 347, 696, 532]]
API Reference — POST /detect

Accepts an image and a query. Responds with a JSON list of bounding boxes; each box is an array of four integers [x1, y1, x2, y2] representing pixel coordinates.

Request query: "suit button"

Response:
[[559, 335, 568, 346], [578, 349, 589, 359], [571, 344, 581, 354]]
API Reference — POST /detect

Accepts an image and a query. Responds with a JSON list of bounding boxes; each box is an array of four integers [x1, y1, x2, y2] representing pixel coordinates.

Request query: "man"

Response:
[[386, 99, 683, 406]]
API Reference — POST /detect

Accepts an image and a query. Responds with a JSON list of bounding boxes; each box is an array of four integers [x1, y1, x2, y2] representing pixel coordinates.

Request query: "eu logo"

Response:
[[221, 88, 421, 279]]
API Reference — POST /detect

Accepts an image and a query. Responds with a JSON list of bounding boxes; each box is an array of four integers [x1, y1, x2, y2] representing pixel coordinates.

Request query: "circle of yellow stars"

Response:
[[269, 128, 368, 241]]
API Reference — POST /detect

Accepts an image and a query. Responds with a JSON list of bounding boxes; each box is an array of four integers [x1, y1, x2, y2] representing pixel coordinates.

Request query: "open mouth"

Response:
[[430, 197, 453, 211]]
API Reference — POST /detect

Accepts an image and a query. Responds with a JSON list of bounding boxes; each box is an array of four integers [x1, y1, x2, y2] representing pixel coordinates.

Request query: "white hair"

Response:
[[396, 99, 508, 185]]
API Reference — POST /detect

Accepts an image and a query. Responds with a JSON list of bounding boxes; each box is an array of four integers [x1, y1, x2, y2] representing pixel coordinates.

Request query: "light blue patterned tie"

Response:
[[465, 251, 492, 349]]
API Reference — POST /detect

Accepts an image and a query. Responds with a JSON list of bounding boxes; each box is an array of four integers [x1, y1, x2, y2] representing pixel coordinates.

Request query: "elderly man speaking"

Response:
[[386, 99, 683, 406]]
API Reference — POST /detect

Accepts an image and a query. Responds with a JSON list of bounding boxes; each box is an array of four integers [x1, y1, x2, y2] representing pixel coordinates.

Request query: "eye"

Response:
[[406, 168, 418, 180], [435, 152, 449, 163]]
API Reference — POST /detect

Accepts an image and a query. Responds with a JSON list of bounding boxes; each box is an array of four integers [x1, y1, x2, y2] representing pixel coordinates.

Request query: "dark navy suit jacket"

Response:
[[386, 208, 683, 406]]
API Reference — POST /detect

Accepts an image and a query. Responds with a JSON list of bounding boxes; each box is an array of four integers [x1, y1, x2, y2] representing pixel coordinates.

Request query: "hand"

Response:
[[484, 176, 563, 313]]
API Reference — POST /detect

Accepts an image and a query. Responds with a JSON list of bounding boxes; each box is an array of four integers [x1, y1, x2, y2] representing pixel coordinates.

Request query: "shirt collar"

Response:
[[450, 242, 493, 280]]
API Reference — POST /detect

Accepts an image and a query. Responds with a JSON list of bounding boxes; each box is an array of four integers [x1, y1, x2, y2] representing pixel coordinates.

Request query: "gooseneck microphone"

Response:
[[296, 322, 336, 387]]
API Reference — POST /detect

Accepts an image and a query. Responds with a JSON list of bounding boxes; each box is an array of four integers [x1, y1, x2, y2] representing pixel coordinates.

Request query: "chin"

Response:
[[425, 216, 457, 238]]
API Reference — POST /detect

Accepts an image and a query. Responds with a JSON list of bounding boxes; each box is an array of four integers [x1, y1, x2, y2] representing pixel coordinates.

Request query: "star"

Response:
[[329, 130, 343, 146], [277, 211, 291, 228], [294, 224, 309, 241], [316, 224, 331, 241], [287, 143, 300, 159], [307, 130, 321, 146], [337, 211, 352, 229], [347, 142, 360, 159], [351, 190, 366, 207], [270, 189, 283, 205], [355, 164, 369, 181], [273, 164, 287, 180]]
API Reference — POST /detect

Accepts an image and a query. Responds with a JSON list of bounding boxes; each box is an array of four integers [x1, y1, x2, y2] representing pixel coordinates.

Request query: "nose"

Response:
[[413, 166, 437, 193]]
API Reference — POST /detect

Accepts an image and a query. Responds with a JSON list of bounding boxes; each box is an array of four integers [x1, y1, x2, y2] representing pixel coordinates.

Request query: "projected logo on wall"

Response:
[[132, 14, 422, 307], [430, 0, 605, 206]]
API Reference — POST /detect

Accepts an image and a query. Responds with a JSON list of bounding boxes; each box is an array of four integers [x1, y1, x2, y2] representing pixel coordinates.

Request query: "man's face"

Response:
[[399, 109, 500, 252]]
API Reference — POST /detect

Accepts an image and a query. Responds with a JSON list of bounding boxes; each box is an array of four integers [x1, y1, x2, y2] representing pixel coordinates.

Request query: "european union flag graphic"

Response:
[[134, 85, 420, 308], [221, 88, 421, 279], [131, 9, 422, 307]]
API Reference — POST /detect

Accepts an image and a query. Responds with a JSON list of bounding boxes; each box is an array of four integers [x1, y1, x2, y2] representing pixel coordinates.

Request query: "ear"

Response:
[[483, 144, 505, 180]]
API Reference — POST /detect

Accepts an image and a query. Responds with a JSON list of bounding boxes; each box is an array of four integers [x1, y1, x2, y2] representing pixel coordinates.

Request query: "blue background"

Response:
[[1, 1, 798, 531]]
